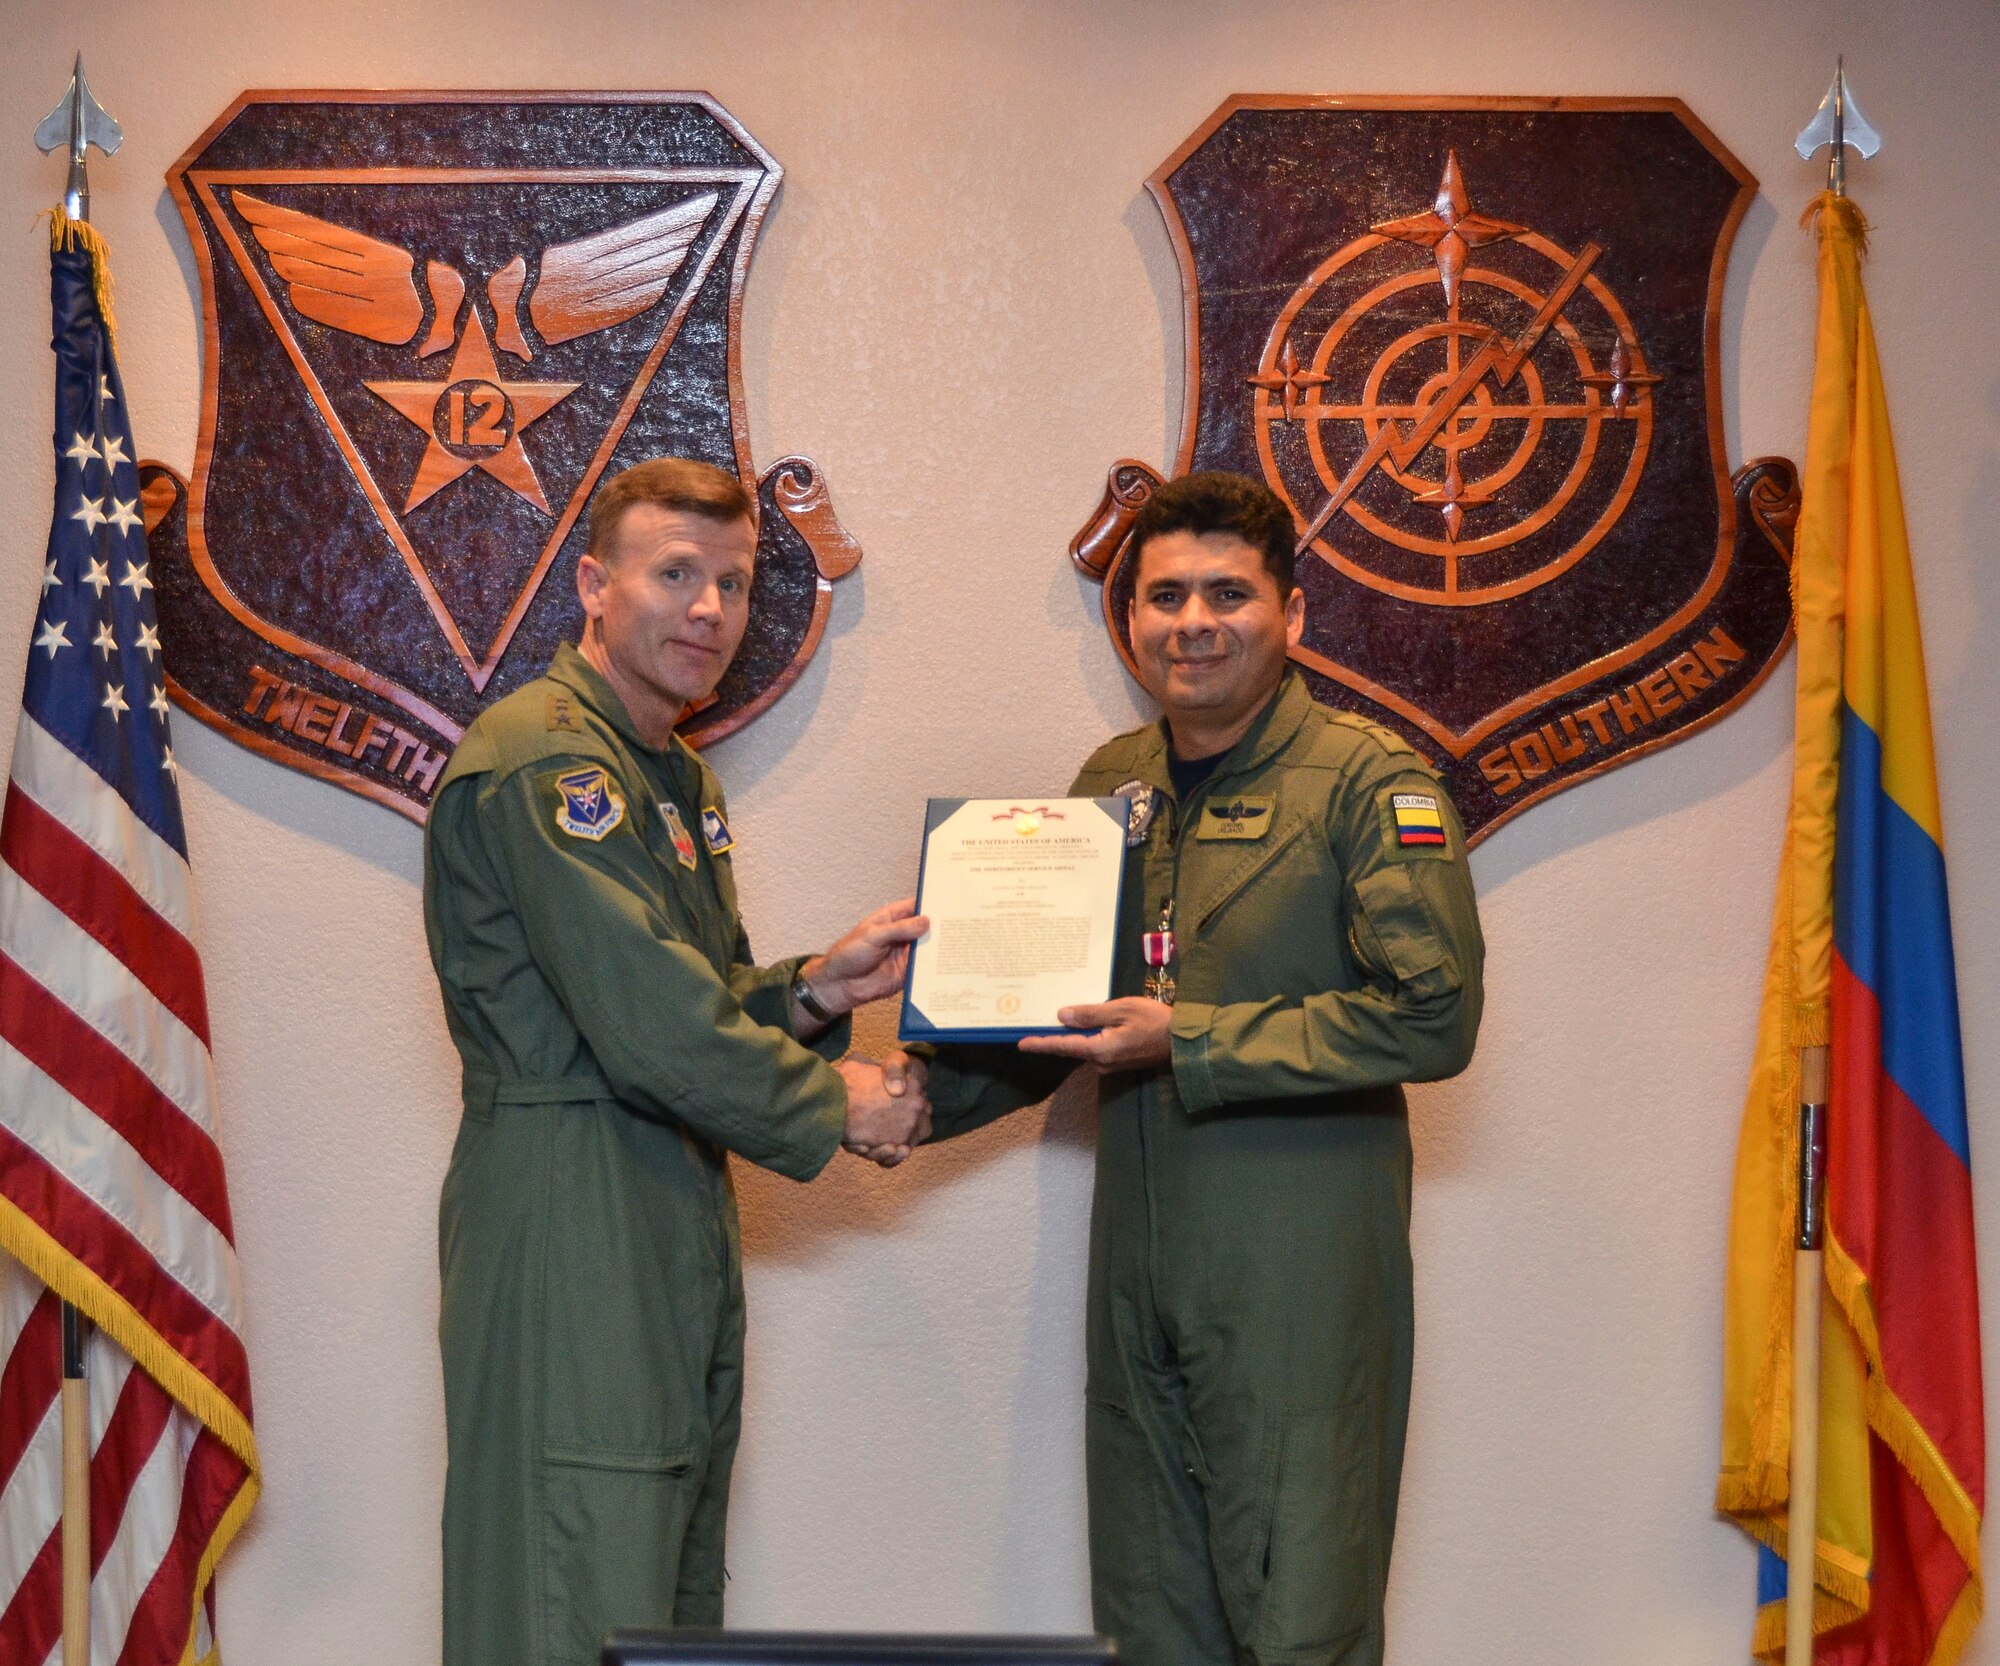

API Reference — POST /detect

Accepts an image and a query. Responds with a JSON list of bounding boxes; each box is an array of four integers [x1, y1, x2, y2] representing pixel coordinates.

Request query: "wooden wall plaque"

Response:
[[1071, 97, 1799, 844], [143, 91, 860, 822]]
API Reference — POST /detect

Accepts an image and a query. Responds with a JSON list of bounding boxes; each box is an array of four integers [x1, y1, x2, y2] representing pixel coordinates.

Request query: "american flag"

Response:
[[0, 218, 258, 1664]]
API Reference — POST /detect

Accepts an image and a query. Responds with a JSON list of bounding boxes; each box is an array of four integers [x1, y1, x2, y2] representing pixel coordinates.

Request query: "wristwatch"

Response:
[[790, 967, 837, 1025]]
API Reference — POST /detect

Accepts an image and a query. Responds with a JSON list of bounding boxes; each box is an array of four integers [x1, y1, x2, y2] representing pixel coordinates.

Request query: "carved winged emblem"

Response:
[[141, 92, 861, 823]]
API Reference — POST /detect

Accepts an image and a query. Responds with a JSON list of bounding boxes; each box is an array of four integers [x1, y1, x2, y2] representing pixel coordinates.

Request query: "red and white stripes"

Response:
[[0, 715, 256, 1666]]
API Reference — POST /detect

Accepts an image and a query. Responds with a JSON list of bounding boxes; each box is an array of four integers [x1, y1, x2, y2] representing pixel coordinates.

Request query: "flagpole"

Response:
[[1782, 60, 1880, 1666], [32, 53, 124, 1666], [1787, 1043, 1830, 1665]]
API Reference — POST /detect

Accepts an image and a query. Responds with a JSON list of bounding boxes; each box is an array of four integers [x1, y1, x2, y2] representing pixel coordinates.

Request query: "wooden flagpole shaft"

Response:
[[1786, 1044, 1831, 1666], [61, 1302, 90, 1666]]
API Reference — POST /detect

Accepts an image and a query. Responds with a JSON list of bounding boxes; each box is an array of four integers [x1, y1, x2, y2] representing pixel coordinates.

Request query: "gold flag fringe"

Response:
[[1802, 190, 1871, 260], [40, 204, 119, 355]]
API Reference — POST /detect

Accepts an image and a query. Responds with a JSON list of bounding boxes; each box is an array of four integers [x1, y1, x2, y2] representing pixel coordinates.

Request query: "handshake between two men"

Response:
[[794, 896, 934, 1168], [802, 895, 1184, 1169]]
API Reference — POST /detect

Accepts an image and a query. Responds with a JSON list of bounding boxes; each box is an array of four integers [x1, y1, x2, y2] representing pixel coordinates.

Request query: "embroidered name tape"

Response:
[[1196, 796, 1274, 841]]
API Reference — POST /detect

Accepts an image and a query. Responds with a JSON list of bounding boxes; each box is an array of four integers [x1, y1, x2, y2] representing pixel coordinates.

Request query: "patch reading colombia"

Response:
[[1391, 792, 1447, 847], [552, 765, 625, 841]]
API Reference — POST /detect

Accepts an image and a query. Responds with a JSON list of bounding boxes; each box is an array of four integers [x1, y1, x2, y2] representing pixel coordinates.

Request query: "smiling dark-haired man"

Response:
[[883, 470, 1485, 1666], [424, 457, 929, 1666]]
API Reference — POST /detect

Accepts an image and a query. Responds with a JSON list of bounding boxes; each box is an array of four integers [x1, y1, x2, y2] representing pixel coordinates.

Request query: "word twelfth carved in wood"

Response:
[[145, 92, 861, 821], [1072, 98, 1798, 844]]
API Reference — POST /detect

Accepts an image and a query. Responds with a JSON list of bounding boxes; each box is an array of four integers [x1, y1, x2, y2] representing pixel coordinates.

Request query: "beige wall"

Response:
[[2, 0, 1997, 1659]]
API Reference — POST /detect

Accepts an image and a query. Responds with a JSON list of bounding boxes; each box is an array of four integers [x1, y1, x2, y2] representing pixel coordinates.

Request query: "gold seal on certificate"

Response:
[[900, 797, 1132, 1042]]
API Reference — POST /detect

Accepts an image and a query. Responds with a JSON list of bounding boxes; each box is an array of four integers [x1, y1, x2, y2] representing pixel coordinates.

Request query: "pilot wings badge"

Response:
[[141, 92, 861, 821], [1070, 98, 1801, 845]]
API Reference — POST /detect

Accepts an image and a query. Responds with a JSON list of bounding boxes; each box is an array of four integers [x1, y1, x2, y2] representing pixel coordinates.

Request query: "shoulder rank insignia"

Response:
[[1391, 792, 1448, 847], [553, 765, 625, 841], [1197, 796, 1274, 841], [660, 801, 699, 869], [546, 691, 583, 733], [1114, 778, 1158, 847], [701, 806, 733, 854]]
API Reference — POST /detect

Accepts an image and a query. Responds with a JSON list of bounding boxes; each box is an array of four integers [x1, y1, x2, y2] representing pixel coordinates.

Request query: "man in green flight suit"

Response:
[[424, 457, 930, 1666], [879, 472, 1484, 1666]]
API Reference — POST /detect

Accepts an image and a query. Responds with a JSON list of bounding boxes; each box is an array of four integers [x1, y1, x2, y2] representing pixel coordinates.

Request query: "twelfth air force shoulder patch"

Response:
[[552, 765, 626, 841]]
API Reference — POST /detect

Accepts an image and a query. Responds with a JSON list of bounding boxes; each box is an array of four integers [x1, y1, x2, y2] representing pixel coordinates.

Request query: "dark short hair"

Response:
[[1129, 471, 1297, 595], [587, 457, 755, 560]]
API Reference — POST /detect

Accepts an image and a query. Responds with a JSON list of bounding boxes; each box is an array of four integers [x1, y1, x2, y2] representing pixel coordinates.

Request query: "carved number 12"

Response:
[[447, 386, 505, 447]]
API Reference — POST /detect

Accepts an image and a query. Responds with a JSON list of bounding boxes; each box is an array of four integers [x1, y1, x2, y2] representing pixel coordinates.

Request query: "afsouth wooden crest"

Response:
[[1072, 97, 1799, 843], [142, 92, 860, 821]]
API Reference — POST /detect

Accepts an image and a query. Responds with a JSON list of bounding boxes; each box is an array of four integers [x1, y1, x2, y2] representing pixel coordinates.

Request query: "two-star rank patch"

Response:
[[1390, 792, 1448, 848], [1196, 796, 1274, 841], [552, 766, 625, 841], [660, 801, 699, 869], [701, 806, 733, 854]]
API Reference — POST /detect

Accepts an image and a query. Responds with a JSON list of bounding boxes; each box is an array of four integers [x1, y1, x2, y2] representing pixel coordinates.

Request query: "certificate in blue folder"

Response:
[[899, 797, 1132, 1045]]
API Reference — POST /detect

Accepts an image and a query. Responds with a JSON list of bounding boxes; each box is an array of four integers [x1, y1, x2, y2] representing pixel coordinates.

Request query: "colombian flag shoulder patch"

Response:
[[1390, 791, 1447, 847]]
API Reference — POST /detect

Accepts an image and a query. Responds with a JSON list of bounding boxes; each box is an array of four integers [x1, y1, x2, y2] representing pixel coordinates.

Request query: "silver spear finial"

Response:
[[33, 54, 124, 223], [1794, 58, 1882, 198]]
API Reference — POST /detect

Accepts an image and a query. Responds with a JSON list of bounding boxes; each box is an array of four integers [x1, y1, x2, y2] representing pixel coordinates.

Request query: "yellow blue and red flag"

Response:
[[1718, 193, 1982, 1665]]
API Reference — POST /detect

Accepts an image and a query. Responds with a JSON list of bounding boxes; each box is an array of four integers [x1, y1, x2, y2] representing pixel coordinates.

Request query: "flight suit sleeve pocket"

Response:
[[1251, 1406, 1376, 1659], [1351, 865, 1450, 987], [542, 1445, 704, 1651]]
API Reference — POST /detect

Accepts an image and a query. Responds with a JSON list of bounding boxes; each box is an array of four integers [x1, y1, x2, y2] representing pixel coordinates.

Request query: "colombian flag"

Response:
[[1718, 194, 1983, 1664]]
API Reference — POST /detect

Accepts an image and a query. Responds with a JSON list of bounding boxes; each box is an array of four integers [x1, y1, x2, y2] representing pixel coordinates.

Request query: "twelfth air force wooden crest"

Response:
[[141, 92, 860, 821], [1074, 97, 1800, 843]]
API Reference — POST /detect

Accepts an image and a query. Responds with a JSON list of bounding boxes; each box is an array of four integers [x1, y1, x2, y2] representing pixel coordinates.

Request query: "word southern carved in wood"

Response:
[[1072, 97, 1799, 843], [142, 92, 859, 821]]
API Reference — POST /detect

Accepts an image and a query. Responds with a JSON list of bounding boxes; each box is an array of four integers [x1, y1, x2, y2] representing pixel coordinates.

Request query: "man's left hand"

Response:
[[801, 898, 930, 1017], [1017, 998, 1174, 1069]]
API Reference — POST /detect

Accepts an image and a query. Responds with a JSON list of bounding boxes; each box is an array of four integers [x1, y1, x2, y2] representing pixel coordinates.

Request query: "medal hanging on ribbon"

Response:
[[1142, 899, 1177, 1005]]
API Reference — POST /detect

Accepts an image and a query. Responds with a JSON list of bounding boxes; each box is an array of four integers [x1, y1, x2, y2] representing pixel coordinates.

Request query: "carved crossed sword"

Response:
[[1292, 241, 1603, 556]]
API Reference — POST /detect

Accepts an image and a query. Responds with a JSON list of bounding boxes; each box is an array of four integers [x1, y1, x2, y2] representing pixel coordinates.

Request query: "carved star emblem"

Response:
[[1247, 341, 1332, 422], [150, 684, 171, 720], [1374, 150, 1526, 308], [81, 557, 110, 595], [1580, 334, 1664, 417], [33, 619, 71, 658], [73, 496, 108, 534], [118, 561, 152, 597], [42, 559, 60, 592], [64, 432, 99, 469], [98, 433, 129, 471], [101, 682, 129, 721], [365, 311, 579, 514], [161, 744, 178, 777], [137, 622, 162, 661], [108, 497, 143, 535], [93, 621, 118, 657]]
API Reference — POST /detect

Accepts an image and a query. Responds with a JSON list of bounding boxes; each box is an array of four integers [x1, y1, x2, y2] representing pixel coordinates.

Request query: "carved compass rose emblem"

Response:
[[1257, 150, 1662, 604], [1071, 97, 1801, 843]]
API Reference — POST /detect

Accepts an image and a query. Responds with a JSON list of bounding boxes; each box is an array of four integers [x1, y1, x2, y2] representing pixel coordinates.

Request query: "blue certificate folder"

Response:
[[898, 797, 1132, 1045]]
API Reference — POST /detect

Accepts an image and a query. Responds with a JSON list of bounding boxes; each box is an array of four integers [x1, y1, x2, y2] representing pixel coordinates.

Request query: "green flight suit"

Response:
[[423, 643, 850, 1666], [924, 671, 1484, 1666]]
